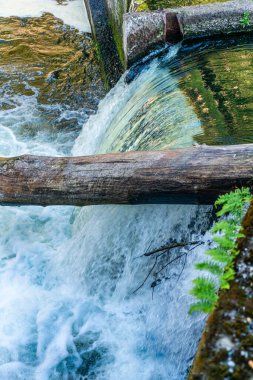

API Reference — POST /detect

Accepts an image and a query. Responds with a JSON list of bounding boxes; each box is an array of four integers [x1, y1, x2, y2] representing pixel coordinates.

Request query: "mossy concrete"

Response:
[[84, 0, 130, 87], [124, 0, 253, 65]]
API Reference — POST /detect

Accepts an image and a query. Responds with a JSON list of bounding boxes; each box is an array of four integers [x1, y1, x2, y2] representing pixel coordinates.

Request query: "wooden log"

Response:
[[0, 144, 253, 206]]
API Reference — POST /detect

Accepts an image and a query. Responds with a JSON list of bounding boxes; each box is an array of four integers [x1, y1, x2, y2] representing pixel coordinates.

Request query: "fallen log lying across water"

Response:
[[0, 144, 253, 206]]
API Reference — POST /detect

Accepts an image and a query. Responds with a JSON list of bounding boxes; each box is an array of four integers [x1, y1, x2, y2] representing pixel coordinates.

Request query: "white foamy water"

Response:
[[0, 46, 212, 380], [0, 0, 91, 32]]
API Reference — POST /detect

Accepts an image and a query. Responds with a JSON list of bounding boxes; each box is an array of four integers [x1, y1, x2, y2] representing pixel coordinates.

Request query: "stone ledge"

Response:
[[123, 0, 253, 65]]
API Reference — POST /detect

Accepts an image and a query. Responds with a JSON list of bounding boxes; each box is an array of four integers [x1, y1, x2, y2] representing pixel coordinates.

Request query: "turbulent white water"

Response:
[[0, 0, 90, 32], [0, 44, 213, 380]]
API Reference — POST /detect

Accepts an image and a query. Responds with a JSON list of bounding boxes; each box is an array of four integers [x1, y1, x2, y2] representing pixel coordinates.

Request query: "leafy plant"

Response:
[[189, 187, 251, 314], [134, 0, 149, 11], [240, 12, 251, 28]]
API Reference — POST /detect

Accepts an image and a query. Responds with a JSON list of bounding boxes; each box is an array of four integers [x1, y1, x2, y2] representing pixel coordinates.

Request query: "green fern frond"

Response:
[[189, 300, 216, 315], [191, 277, 218, 304], [219, 267, 235, 289], [195, 261, 223, 276], [215, 188, 251, 219], [205, 248, 232, 264], [189, 187, 252, 315], [211, 220, 237, 236], [213, 236, 235, 250]]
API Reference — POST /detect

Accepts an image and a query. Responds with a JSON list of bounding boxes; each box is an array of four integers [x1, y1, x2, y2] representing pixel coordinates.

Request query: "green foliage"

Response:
[[134, 0, 149, 11], [189, 301, 216, 314], [189, 277, 218, 314], [240, 12, 251, 28], [195, 262, 223, 276], [215, 188, 251, 220], [189, 188, 251, 315]]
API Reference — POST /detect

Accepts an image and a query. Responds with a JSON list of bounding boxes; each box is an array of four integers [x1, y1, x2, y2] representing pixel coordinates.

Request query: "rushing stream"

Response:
[[0, 3, 252, 379]]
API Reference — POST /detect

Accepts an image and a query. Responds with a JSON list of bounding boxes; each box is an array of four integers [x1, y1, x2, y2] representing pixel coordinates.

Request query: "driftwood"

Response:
[[0, 144, 253, 206]]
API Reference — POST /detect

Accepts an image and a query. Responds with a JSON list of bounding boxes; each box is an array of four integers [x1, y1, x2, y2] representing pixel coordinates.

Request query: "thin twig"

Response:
[[188, 241, 203, 252], [155, 252, 187, 276], [175, 252, 188, 285], [144, 241, 200, 257], [133, 241, 203, 295], [153, 242, 203, 294], [132, 253, 163, 294]]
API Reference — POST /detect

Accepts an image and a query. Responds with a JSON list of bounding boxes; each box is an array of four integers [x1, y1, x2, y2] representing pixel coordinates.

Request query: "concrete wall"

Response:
[[124, 0, 253, 65], [84, 0, 130, 87], [106, 0, 130, 63]]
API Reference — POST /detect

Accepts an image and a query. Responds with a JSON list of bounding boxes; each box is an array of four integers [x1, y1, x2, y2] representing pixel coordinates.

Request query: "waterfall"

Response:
[[0, 41, 212, 380]]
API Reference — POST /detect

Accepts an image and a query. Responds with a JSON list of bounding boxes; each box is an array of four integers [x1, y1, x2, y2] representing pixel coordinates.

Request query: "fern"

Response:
[[189, 187, 252, 314], [205, 248, 232, 264], [219, 268, 235, 290], [213, 235, 235, 250], [195, 261, 223, 276], [189, 300, 216, 315], [215, 187, 251, 220], [211, 220, 242, 235], [191, 277, 218, 303]]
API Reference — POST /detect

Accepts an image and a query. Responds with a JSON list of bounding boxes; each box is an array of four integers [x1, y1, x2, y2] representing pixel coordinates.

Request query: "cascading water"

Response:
[[0, 34, 214, 378], [1, 2, 253, 374]]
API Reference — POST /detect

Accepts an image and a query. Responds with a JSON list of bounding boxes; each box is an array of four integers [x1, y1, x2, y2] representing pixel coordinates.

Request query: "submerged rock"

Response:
[[0, 13, 105, 112]]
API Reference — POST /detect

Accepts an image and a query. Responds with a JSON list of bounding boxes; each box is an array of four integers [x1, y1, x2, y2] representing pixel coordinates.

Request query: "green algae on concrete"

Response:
[[85, 0, 129, 87], [107, 0, 130, 65], [189, 202, 253, 380], [131, 0, 229, 11]]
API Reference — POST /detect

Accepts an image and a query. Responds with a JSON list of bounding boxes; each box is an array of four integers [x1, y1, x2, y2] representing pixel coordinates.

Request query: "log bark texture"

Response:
[[0, 144, 253, 206]]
